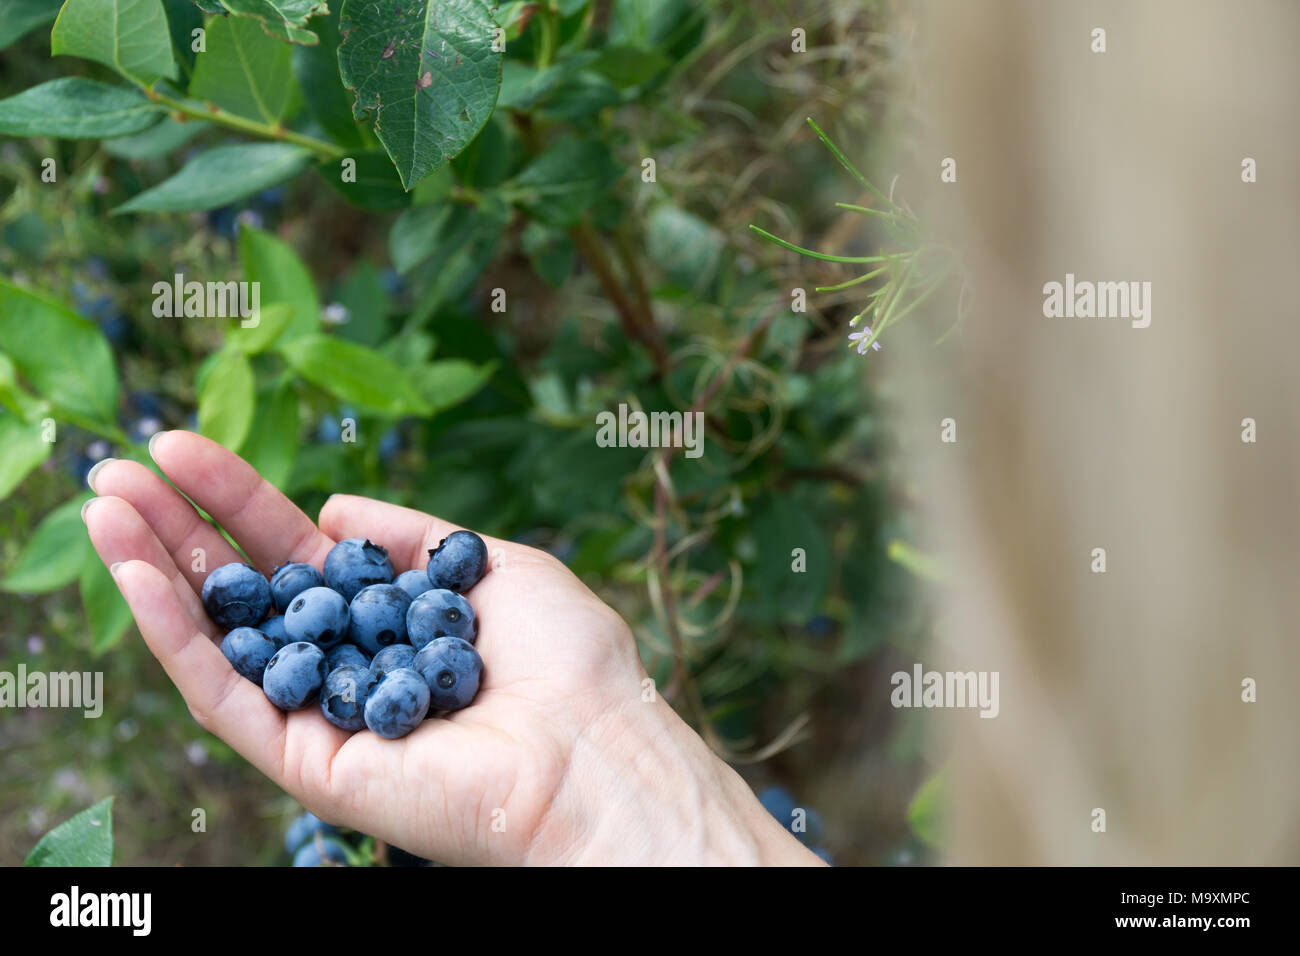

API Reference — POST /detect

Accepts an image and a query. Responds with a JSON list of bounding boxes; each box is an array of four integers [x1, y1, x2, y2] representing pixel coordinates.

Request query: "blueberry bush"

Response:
[[0, 0, 934, 865]]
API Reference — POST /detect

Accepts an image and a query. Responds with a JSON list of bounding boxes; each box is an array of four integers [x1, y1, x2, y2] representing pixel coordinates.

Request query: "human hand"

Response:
[[83, 431, 821, 866]]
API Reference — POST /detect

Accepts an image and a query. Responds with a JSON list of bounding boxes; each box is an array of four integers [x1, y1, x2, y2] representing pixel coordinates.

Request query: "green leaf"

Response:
[[496, 51, 599, 111], [114, 143, 311, 213], [189, 14, 296, 123], [333, 262, 391, 347], [320, 152, 411, 211], [293, 4, 366, 147], [646, 203, 724, 290], [0, 352, 51, 421], [220, 0, 328, 45], [239, 379, 298, 487], [228, 302, 295, 354], [51, 0, 178, 84], [521, 221, 574, 288], [907, 770, 946, 849], [0, 413, 51, 501], [278, 335, 429, 414], [162, 0, 205, 77], [197, 347, 255, 450], [589, 45, 671, 88], [0, 0, 59, 51], [239, 226, 320, 340], [504, 138, 621, 228], [24, 797, 114, 867], [2, 496, 93, 594], [103, 116, 207, 159], [337, 0, 503, 190], [81, 555, 135, 655], [0, 78, 165, 139], [749, 496, 830, 622], [0, 280, 118, 426], [415, 359, 494, 414]]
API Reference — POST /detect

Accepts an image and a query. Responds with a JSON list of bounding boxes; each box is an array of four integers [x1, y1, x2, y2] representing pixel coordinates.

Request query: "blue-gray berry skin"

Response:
[[324, 538, 394, 602], [284, 812, 338, 855], [363, 668, 430, 739], [393, 568, 433, 601], [425, 531, 488, 593], [412, 637, 483, 712], [220, 626, 278, 684], [201, 563, 272, 629], [369, 644, 416, 681], [263, 642, 329, 710], [259, 614, 289, 648], [292, 836, 351, 867], [347, 583, 412, 655], [325, 643, 371, 672], [283, 586, 350, 649], [320, 665, 376, 731], [270, 562, 325, 613], [407, 588, 477, 649]]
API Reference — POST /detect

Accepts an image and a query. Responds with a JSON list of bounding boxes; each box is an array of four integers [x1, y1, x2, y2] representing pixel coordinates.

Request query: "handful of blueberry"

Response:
[[205, 531, 489, 739]]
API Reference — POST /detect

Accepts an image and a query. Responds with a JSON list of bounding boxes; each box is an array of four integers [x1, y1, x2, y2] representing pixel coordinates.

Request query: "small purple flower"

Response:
[[847, 328, 882, 354], [26, 634, 44, 654]]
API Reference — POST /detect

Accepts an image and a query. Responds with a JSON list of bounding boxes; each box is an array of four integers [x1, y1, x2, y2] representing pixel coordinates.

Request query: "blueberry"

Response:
[[810, 846, 834, 865], [220, 626, 278, 685], [347, 583, 412, 655], [201, 563, 272, 629], [292, 836, 351, 867], [406, 589, 477, 649], [262, 642, 328, 710], [325, 643, 372, 671], [325, 538, 394, 602], [425, 531, 488, 593], [284, 811, 338, 855], [271, 562, 325, 613], [412, 637, 482, 712], [393, 568, 433, 601], [284, 586, 350, 649], [369, 644, 416, 681], [259, 614, 289, 648], [320, 665, 376, 732], [363, 668, 430, 739]]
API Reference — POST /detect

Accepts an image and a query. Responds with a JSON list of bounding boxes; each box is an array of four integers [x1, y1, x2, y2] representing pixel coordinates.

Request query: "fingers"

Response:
[[83, 495, 219, 641], [88, 457, 244, 596], [109, 558, 289, 780], [148, 431, 336, 573]]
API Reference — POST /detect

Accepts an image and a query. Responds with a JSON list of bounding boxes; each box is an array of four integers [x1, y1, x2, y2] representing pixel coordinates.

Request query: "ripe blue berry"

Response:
[[270, 562, 325, 613], [320, 665, 376, 731], [284, 586, 350, 649], [284, 811, 338, 855], [425, 531, 488, 593], [262, 641, 328, 710], [347, 583, 411, 655], [259, 613, 289, 648], [292, 836, 351, 867], [406, 588, 477, 649], [220, 626, 278, 684], [363, 668, 430, 739], [393, 568, 433, 601], [201, 563, 272, 629], [325, 643, 371, 672], [412, 637, 482, 712], [369, 644, 416, 681], [324, 538, 394, 602]]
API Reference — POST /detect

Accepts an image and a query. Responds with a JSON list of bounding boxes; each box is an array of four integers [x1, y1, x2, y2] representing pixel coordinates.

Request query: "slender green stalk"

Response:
[[749, 224, 908, 263], [141, 86, 347, 159]]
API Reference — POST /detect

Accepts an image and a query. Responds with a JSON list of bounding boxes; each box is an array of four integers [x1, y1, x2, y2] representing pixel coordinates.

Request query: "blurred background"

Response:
[[0, 0, 939, 865]]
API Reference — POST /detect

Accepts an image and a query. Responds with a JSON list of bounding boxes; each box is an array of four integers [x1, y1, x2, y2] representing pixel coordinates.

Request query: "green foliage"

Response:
[[25, 797, 115, 866]]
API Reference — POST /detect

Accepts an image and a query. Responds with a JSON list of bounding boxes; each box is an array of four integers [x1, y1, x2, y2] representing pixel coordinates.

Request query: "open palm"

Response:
[[84, 430, 654, 866]]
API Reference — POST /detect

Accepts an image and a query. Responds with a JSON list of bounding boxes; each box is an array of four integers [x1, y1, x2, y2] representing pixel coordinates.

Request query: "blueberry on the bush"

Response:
[[393, 568, 432, 601], [220, 626, 278, 685], [407, 588, 477, 649], [262, 642, 328, 710], [292, 836, 351, 867], [260, 614, 289, 648], [325, 643, 371, 671], [284, 811, 338, 855], [347, 583, 411, 655], [324, 538, 394, 602], [201, 563, 272, 629], [320, 665, 376, 732], [363, 668, 430, 739], [271, 561, 325, 613], [425, 531, 488, 593], [369, 644, 416, 681], [284, 586, 350, 649], [412, 637, 482, 712]]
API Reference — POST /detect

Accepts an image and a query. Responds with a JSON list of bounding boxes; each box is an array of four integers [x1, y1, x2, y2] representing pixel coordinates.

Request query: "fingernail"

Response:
[[147, 430, 169, 463], [81, 497, 99, 524], [85, 458, 116, 494], [109, 561, 124, 579]]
